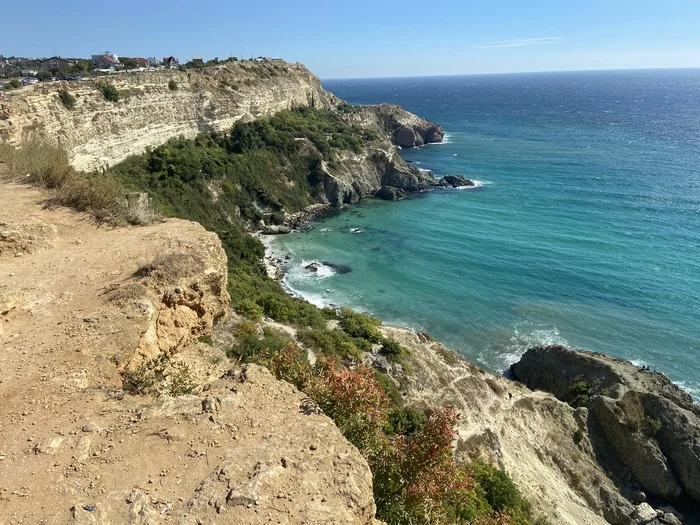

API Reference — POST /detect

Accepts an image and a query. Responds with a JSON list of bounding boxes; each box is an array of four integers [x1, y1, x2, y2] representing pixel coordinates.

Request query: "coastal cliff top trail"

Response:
[[0, 180, 380, 525]]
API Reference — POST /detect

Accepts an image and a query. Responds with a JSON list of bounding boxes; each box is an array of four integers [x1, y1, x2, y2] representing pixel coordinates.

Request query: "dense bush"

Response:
[[380, 338, 404, 357], [58, 89, 76, 110], [297, 326, 364, 361], [98, 82, 119, 102], [168, 79, 178, 91], [339, 307, 382, 342]]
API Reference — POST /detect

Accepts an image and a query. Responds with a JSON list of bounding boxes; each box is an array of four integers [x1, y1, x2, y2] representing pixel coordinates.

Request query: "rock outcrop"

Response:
[[348, 104, 445, 147], [437, 174, 475, 188], [303, 140, 436, 206], [0, 181, 382, 525], [374, 186, 406, 201], [511, 345, 700, 513]]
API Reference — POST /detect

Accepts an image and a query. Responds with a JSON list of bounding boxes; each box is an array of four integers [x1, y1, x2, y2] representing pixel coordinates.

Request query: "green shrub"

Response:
[[567, 375, 593, 407], [236, 298, 264, 320], [98, 82, 119, 102], [375, 372, 401, 403], [642, 416, 662, 436], [339, 307, 382, 342], [227, 322, 292, 363], [168, 79, 178, 91], [2, 79, 22, 90], [58, 89, 76, 110], [297, 326, 363, 361], [379, 338, 404, 358], [121, 355, 196, 396], [386, 407, 426, 436]]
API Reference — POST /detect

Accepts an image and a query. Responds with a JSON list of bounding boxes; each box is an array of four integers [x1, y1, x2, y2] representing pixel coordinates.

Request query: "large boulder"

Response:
[[511, 345, 700, 509]]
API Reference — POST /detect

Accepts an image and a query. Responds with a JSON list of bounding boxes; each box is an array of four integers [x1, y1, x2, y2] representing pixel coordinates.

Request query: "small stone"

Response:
[[633, 503, 658, 525], [309, 443, 318, 451], [663, 514, 682, 525], [630, 490, 646, 504], [660, 507, 684, 522], [14, 253, 23, 258], [82, 423, 98, 433], [280, 457, 288, 468]]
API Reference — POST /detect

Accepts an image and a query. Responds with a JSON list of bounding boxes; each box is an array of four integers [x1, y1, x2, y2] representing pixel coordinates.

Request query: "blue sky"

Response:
[[2, 0, 699, 78]]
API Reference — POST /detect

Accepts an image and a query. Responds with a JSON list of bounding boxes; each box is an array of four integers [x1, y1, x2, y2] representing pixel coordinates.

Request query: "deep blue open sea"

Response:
[[270, 70, 700, 399]]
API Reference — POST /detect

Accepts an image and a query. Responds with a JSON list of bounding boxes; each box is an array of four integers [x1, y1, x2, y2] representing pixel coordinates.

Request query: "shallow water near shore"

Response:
[[271, 70, 700, 399]]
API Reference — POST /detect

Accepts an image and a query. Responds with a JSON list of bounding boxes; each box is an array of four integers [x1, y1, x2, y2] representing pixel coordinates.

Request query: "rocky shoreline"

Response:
[[256, 221, 700, 524]]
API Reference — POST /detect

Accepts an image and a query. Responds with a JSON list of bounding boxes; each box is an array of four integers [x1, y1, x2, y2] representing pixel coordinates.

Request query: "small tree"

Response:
[[58, 89, 76, 110], [121, 58, 138, 71], [168, 79, 178, 91], [98, 82, 119, 102]]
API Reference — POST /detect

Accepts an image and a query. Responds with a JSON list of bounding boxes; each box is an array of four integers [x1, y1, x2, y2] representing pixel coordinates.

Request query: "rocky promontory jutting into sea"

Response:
[[1, 56, 697, 525]]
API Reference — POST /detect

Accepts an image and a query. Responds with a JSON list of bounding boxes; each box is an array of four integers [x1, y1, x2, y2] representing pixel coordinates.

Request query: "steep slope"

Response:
[[0, 181, 381, 525]]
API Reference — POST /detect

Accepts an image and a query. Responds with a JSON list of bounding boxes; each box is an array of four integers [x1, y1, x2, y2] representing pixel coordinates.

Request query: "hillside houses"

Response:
[[92, 52, 120, 69], [39, 56, 75, 71]]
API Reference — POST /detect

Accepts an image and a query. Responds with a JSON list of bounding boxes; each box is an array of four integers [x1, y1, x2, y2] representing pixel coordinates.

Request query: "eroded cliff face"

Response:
[[512, 346, 700, 521], [0, 61, 339, 171], [349, 104, 445, 148], [0, 181, 381, 525]]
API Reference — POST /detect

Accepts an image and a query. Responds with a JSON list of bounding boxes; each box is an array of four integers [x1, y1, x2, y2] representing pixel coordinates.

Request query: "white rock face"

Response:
[[0, 61, 338, 171]]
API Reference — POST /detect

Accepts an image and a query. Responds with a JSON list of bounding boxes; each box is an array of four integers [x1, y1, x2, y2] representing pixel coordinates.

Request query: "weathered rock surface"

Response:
[[0, 181, 382, 525], [374, 186, 406, 201], [511, 345, 700, 512], [309, 143, 436, 205], [347, 104, 445, 147], [380, 328, 627, 525], [437, 174, 475, 188], [1, 61, 338, 171]]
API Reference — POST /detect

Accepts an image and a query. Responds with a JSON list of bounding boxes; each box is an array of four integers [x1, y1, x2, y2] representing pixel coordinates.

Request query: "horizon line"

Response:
[[321, 65, 700, 81]]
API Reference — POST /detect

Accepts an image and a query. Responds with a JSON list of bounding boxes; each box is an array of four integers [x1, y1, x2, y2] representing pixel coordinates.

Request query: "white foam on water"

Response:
[[676, 381, 700, 402], [484, 325, 568, 371]]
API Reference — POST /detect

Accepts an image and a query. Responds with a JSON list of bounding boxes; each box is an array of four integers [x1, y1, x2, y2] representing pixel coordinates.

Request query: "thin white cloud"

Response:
[[473, 37, 565, 49]]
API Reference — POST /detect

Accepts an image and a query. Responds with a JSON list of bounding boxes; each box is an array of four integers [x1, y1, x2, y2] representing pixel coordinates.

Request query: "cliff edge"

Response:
[[0, 181, 381, 525]]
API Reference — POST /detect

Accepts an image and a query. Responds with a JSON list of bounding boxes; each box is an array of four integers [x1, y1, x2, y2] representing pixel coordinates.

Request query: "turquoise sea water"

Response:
[[270, 70, 700, 399]]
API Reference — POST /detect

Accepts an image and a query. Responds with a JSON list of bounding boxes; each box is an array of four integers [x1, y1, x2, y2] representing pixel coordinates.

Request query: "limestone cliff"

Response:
[[0, 181, 381, 525], [0, 61, 339, 171]]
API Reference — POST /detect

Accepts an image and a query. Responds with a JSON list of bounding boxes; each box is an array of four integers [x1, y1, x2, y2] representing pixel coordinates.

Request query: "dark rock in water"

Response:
[[375, 186, 406, 201], [321, 261, 352, 274], [305, 263, 320, 273], [511, 345, 700, 507], [440, 175, 475, 188]]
